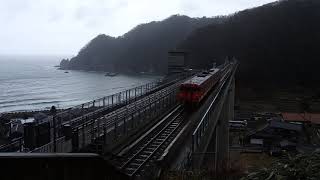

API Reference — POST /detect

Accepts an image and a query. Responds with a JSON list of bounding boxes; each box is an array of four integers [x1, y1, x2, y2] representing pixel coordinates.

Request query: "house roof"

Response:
[[282, 112, 320, 124], [248, 120, 302, 137], [269, 120, 302, 132]]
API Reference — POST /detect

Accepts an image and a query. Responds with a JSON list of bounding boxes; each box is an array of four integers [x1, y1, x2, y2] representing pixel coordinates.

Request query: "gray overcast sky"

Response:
[[0, 0, 276, 56]]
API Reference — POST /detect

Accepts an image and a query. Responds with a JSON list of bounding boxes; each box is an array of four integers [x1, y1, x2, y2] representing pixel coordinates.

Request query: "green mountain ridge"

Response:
[[61, 15, 224, 73], [61, 0, 320, 89], [179, 0, 320, 87]]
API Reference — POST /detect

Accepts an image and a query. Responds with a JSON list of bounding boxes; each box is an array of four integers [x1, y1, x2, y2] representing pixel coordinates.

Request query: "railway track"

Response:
[[117, 105, 185, 177]]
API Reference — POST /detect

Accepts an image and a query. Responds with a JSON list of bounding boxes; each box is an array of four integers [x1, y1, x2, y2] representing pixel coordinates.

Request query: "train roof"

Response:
[[182, 68, 219, 86]]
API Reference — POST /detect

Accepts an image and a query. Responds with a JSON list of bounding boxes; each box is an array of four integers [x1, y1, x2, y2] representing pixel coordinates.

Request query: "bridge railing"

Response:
[[71, 83, 179, 151], [27, 76, 182, 153], [55, 73, 188, 126], [54, 80, 162, 123], [191, 62, 237, 153], [0, 137, 23, 152], [191, 80, 226, 153], [29, 137, 72, 153]]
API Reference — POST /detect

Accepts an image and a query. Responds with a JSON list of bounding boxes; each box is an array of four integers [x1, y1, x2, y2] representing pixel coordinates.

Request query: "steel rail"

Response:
[[119, 107, 184, 176]]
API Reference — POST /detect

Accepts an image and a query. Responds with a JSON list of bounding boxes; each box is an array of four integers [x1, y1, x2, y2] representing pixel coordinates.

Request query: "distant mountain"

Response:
[[179, 0, 320, 87], [61, 0, 320, 89], [61, 15, 224, 73]]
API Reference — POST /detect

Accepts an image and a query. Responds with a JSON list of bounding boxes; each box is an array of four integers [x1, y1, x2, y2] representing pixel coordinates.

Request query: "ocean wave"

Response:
[[0, 98, 46, 105], [0, 100, 72, 109], [26, 100, 63, 106], [0, 90, 62, 99]]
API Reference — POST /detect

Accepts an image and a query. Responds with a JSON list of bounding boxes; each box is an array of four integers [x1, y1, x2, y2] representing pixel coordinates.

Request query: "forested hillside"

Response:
[[180, 0, 320, 87], [61, 0, 320, 88], [61, 15, 223, 73]]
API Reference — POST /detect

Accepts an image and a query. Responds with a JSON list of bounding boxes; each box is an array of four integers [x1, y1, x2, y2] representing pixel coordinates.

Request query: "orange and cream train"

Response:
[[177, 63, 232, 107]]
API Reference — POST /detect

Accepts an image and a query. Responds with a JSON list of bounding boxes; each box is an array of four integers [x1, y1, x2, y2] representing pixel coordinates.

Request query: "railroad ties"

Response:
[[117, 105, 185, 177]]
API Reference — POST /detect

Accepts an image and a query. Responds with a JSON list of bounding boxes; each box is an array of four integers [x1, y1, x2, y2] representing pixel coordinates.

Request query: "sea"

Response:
[[0, 55, 161, 113]]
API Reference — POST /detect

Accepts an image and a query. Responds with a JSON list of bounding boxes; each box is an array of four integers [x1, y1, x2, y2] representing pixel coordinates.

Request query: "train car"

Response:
[[177, 68, 221, 106], [177, 62, 233, 107]]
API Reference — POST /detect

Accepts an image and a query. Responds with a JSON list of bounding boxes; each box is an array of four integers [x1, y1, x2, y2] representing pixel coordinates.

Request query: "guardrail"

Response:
[[54, 73, 188, 125], [71, 83, 180, 151], [31, 86, 178, 153], [54, 80, 162, 122], [0, 137, 23, 152], [29, 137, 72, 153], [191, 80, 226, 152], [26, 75, 185, 153], [191, 63, 237, 153]]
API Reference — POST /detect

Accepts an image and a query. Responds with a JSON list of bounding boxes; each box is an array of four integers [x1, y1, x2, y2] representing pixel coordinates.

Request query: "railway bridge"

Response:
[[0, 60, 238, 179]]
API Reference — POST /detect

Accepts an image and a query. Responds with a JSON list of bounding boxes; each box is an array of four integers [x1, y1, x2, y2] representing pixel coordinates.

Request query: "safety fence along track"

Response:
[[70, 83, 180, 151]]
